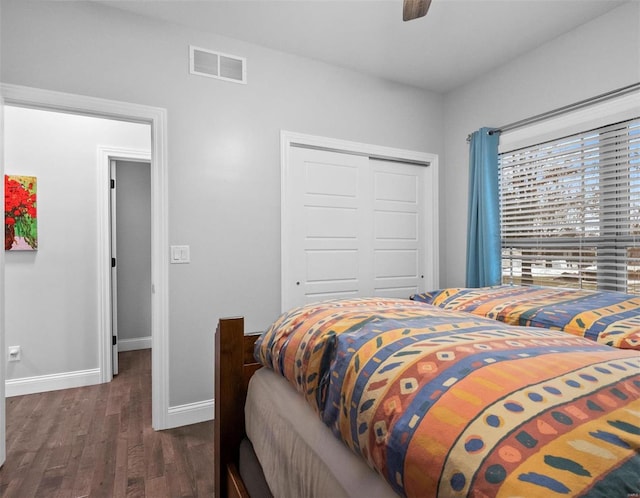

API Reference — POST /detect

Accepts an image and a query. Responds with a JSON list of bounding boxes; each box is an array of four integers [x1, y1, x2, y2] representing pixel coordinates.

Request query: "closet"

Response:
[[282, 143, 437, 310]]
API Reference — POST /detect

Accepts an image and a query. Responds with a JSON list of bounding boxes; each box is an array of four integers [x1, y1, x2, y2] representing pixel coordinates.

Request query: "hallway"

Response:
[[0, 350, 215, 497]]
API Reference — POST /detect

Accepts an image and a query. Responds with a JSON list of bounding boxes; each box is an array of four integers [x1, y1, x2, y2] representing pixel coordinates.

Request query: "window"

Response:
[[500, 117, 640, 293]]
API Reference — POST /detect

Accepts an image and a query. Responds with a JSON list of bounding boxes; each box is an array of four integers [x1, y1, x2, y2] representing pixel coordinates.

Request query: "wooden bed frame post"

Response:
[[215, 317, 261, 498], [215, 317, 244, 498]]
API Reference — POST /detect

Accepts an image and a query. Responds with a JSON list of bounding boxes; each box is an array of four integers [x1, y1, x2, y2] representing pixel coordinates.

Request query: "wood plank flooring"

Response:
[[0, 349, 215, 497]]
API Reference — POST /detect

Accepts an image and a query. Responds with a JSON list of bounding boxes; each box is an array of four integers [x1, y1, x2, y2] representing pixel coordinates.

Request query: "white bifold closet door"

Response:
[[284, 145, 429, 310]]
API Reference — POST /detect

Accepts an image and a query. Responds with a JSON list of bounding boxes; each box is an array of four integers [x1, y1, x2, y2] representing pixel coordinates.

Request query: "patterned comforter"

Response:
[[255, 298, 640, 498], [412, 286, 640, 351]]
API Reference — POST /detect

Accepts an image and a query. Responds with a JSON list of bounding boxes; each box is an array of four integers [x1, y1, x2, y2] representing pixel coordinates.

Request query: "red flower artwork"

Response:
[[5, 175, 38, 250]]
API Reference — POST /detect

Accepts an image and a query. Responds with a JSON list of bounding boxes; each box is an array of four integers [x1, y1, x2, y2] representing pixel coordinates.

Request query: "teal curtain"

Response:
[[466, 127, 501, 287]]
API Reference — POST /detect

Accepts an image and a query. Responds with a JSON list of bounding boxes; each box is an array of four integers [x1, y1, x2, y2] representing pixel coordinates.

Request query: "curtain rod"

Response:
[[466, 82, 640, 143]]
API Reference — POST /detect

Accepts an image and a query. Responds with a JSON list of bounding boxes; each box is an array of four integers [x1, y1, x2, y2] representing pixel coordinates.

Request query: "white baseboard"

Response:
[[6, 368, 213, 429], [118, 336, 152, 352], [166, 399, 214, 429], [6, 368, 101, 397]]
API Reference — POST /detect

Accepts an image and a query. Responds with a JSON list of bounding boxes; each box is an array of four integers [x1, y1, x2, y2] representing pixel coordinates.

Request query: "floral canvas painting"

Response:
[[5, 175, 38, 251]]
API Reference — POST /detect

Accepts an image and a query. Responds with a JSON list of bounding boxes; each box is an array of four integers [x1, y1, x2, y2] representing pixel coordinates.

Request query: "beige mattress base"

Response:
[[245, 367, 399, 498]]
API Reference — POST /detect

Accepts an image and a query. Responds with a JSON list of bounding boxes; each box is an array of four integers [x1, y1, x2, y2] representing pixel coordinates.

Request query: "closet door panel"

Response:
[[286, 147, 371, 309], [372, 160, 425, 298]]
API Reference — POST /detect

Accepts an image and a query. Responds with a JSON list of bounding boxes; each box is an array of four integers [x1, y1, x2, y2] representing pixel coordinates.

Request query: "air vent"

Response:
[[189, 46, 246, 84]]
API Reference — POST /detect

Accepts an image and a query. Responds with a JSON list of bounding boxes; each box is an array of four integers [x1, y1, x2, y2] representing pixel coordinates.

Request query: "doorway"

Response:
[[110, 159, 152, 376], [1, 83, 171, 436]]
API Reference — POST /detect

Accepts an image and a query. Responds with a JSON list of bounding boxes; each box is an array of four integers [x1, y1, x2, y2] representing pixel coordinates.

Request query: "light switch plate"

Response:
[[170, 245, 190, 264]]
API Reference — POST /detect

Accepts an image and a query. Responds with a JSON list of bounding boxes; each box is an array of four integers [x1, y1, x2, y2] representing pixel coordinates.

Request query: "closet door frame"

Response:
[[280, 130, 440, 312]]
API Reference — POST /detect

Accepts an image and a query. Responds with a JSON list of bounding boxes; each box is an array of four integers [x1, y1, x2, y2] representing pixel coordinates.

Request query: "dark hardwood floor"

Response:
[[0, 349, 215, 497]]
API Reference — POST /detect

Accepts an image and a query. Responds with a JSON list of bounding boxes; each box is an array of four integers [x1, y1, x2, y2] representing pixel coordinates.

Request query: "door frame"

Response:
[[0, 89, 6, 466], [99, 148, 152, 381], [280, 130, 440, 312], [111, 158, 119, 377], [2, 83, 171, 430]]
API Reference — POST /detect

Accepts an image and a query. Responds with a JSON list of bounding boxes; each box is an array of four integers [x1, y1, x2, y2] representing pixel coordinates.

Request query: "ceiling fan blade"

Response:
[[403, 0, 432, 21]]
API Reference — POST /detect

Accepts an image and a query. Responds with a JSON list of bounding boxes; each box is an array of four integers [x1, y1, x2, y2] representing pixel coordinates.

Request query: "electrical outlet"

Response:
[[8, 346, 21, 362]]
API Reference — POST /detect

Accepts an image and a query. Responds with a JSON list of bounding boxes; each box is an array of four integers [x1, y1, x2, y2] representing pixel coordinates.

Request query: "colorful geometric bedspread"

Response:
[[412, 286, 640, 351], [255, 298, 640, 497]]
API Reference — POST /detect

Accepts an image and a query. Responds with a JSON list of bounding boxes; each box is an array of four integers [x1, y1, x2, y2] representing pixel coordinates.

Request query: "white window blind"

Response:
[[500, 117, 640, 293]]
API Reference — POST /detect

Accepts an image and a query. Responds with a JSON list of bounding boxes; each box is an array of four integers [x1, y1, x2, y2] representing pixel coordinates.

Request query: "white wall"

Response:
[[4, 106, 151, 383], [115, 160, 152, 349], [0, 0, 444, 408], [442, 1, 640, 287]]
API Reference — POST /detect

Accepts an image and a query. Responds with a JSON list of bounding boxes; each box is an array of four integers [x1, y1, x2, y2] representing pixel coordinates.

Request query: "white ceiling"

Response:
[[100, 0, 628, 93]]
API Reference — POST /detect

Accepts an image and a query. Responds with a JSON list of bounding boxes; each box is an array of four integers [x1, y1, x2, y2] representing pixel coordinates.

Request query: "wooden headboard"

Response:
[[214, 317, 262, 498]]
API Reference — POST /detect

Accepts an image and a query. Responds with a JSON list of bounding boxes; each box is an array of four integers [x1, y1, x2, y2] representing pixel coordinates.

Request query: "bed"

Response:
[[412, 285, 640, 351], [214, 318, 394, 498], [215, 298, 640, 497]]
